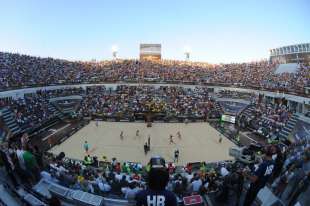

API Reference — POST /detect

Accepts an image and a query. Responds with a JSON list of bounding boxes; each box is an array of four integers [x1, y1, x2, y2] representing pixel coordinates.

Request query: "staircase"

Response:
[[62, 107, 75, 114], [214, 102, 223, 114], [47, 103, 64, 120], [278, 113, 299, 140], [241, 105, 255, 119], [0, 107, 21, 135]]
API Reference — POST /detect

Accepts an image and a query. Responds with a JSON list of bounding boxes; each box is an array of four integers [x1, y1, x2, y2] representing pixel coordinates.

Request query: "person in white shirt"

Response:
[[16, 148, 26, 171], [220, 166, 230, 177], [115, 172, 122, 181], [124, 182, 140, 201], [98, 181, 111, 192], [185, 172, 194, 183], [203, 181, 209, 191], [191, 176, 202, 193], [40, 171, 52, 181]]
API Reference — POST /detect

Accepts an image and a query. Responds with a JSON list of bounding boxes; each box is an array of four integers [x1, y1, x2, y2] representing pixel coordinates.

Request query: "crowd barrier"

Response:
[[35, 180, 105, 206]]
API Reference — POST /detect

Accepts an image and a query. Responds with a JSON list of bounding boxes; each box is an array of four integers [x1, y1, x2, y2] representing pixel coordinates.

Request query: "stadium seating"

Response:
[[278, 114, 299, 140], [0, 107, 21, 135], [0, 52, 309, 94], [275, 63, 299, 74], [0, 51, 309, 206]]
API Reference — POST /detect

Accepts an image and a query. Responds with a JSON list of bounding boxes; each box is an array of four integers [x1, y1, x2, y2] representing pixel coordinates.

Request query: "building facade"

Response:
[[270, 43, 310, 65]]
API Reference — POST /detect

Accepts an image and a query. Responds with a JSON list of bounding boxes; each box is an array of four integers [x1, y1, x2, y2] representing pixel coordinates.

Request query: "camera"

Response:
[[149, 156, 166, 169]]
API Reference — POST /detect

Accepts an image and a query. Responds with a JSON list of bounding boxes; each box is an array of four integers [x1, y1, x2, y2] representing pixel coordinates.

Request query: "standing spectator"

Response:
[[243, 146, 275, 206], [23, 148, 40, 182], [135, 168, 177, 206], [32, 145, 44, 169], [0, 144, 18, 187], [191, 174, 202, 194]]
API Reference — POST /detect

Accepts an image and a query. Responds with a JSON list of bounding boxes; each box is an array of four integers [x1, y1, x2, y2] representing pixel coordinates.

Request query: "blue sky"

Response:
[[0, 0, 309, 63]]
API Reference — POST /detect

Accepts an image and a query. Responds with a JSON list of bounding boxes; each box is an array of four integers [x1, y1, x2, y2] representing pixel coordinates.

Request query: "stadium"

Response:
[[0, 2, 310, 206], [270, 43, 310, 65]]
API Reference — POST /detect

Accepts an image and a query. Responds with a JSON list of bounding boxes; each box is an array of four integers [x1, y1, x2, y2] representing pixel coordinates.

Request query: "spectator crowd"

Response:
[[0, 51, 309, 205], [1, 52, 309, 95], [238, 102, 292, 141], [1, 86, 218, 134], [0, 132, 309, 205], [0, 85, 297, 145]]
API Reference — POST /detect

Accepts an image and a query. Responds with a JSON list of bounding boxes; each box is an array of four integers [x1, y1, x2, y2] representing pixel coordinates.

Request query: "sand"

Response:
[[49, 121, 234, 165]]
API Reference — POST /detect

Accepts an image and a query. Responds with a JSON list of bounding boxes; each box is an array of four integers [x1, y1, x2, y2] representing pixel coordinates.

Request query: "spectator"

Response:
[[135, 168, 177, 206], [243, 146, 276, 206], [190, 174, 202, 193]]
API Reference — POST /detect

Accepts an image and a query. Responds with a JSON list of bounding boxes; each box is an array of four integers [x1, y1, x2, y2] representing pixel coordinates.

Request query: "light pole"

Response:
[[112, 45, 118, 59], [184, 46, 191, 61]]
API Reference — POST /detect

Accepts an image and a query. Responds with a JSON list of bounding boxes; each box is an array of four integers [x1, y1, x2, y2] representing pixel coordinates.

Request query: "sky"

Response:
[[0, 0, 309, 63]]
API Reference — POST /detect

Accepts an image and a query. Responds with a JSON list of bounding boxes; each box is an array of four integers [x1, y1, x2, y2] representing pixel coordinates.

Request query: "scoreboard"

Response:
[[140, 44, 161, 60], [221, 114, 236, 124]]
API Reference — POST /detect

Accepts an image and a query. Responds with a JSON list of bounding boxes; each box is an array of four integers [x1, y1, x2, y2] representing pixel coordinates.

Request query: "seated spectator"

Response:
[[124, 182, 141, 201], [98, 181, 111, 193]]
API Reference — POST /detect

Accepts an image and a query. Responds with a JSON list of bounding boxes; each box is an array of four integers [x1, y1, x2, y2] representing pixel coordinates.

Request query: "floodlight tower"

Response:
[[184, 46, 191, 61], [112, 45, 118, 59]]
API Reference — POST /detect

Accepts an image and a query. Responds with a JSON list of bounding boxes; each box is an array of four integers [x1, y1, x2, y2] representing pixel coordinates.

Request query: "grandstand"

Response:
[[0, 50, 309, 205], [275, 63, 299, 74], [1, 0, 310, 203]]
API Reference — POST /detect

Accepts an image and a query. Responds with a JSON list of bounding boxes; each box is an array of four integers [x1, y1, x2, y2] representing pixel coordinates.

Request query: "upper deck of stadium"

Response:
[[0, 52, 309, 96]]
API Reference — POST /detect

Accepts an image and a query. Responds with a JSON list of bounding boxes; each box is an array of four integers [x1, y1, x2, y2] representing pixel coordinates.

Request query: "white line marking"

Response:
[[42, 124, 70, 141]]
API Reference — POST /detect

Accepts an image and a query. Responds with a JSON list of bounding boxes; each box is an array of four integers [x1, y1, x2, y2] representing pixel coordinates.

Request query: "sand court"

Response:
[[49, 121, 234, 165]]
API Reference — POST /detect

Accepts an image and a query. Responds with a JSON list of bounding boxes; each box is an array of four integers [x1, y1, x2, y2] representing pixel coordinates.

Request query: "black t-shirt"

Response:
[[253, 159, 275, 188], [111, 181, 122, 195], [120, 179, 129, 188], [135, 189, 177, 206]]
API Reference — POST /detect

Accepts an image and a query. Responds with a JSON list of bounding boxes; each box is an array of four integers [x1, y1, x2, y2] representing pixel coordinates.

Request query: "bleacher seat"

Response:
[[23, 193, 47, 206], [278, 114, 299, 140], [275, 63, 299, 74], [0, 107, 21, 135], [47, 182, 72, 200], [72, 190, 104, 206]]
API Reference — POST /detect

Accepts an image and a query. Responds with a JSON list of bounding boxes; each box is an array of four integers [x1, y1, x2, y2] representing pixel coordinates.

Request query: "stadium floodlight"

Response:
[[184, 46, 191, 61], [111, 45, 118, 59]]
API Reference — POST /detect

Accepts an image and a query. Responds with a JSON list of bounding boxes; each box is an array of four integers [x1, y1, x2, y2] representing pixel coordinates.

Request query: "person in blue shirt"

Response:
[[135, 167, 177, 206], [243, 145, 276, 206]]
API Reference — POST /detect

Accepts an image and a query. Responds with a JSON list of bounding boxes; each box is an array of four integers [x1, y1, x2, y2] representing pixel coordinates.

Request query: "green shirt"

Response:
[[23, 151, 36, 170]]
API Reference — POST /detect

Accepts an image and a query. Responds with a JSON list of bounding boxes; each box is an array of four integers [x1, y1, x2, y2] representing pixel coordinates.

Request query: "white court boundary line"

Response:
[[241, 132, 258, 143], [42, 124, 71, 141]]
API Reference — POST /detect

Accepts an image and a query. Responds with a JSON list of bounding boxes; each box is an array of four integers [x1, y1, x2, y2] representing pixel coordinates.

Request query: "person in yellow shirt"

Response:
[[77, 175, 84, 183]]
